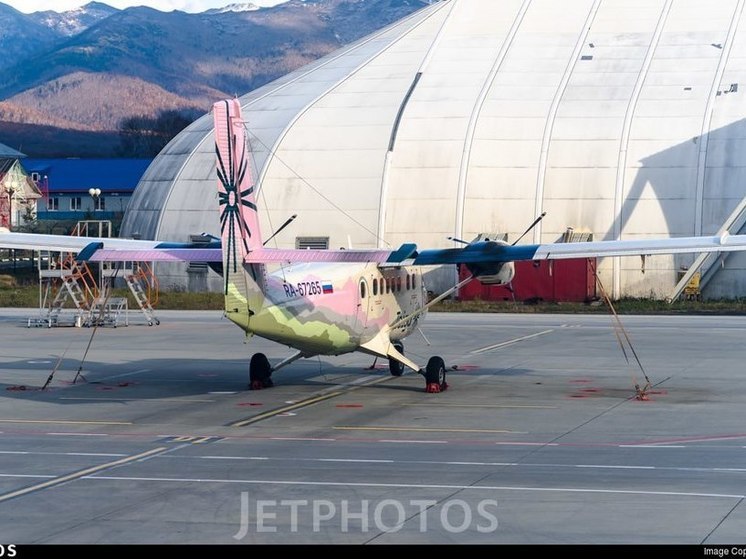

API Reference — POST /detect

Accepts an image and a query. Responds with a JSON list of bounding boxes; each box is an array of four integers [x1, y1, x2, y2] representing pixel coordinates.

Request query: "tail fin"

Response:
[[213, 99, 262, 294]]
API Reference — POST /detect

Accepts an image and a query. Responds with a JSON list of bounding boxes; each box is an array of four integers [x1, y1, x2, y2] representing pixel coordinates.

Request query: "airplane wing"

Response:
[[0, 229, 397, 264], [5, 227, 746, 266], [0, 229, 223, 262], [412, 233, 746, 265]]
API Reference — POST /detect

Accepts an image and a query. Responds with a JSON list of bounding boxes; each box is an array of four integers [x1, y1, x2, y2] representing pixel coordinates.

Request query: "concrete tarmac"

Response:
[[0, 308, 745, 543]]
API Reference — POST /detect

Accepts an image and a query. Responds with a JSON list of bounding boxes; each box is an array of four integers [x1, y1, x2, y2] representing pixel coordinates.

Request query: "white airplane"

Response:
[[3, 99, 746, 392]]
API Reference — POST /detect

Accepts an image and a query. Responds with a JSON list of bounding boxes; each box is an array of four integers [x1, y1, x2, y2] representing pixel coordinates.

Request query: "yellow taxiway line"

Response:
[[230, 374, 393, 428], [0, 446, 167, 503], [229, 391, 344, 427]]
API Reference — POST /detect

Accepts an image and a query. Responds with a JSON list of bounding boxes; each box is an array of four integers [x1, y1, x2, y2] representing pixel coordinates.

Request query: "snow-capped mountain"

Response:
[[0, 0, 428, 157], [204, 3, 262, 14], [30, 1, 119, 37]]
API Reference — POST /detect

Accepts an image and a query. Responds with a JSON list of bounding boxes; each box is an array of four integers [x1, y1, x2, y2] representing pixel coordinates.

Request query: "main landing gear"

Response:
[[388, 342, 405, 377], [387, 341, 448, 393], [424, 356, 448, 394], [249, 353, 273, 390], [248, 350, 306, 390]]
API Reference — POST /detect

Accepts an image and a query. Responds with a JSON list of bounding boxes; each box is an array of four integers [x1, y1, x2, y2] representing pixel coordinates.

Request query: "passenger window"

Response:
[[406, 274, 410, 290], [396, 277, 401, 292], [360, 281, 366, 299], [373, 279, 378, 296], [411, 274, 416, 289], [385, 279, 390, 294]]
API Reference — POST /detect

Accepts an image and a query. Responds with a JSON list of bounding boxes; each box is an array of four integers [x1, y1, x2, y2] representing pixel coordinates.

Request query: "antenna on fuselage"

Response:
[[447, 236, 469, 245], [511, 211, 546, 246], [263, 214, 297, 247]]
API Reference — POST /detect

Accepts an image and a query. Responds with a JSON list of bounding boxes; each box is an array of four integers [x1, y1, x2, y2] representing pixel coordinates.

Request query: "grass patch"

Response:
[[0, 285, 224, 311], [2, 282, 746, 314], [432, 298, 746, 315]]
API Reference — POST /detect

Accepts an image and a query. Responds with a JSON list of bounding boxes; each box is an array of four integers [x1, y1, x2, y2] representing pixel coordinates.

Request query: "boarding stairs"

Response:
[[37, 258, 98, 327], [125, 262, 160, 326]]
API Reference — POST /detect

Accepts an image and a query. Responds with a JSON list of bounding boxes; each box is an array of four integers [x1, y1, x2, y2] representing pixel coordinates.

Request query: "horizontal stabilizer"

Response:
[[244, 248, 393, 264], [88, 249, 222, 262]]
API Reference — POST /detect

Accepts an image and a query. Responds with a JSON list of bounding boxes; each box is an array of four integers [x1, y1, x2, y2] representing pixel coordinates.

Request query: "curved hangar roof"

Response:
[[122, 0, 746, 298]]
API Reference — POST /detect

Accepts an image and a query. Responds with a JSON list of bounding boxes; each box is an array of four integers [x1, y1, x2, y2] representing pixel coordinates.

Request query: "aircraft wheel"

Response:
[[425, 356, 448, 393], [249, 353, 273, 390], [389, 341, 405, 377]]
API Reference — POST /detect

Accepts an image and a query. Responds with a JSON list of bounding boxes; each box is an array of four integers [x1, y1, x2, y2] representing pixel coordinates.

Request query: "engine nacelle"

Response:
[[464, 239, 516, 285], [472, 260, 515, 285]]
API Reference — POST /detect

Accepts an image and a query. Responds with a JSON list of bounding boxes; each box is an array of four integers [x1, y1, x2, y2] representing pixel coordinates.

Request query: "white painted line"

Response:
[[59, 397, 216, 403], [317, 458, 395, 464], [446, 461, 517, 467], [495, 442, 558, 447], [65, 452, 128, 457], [86, 475, 746, 500], [0, 473, 56, 479], [98, 369, 151, 382], [378, 439, 448, 444], [200, 456, 269, 461], [46, 432, 109, 437], [619, 445, 686, 449], [576, 464, 656, 470], [165, 455, 746, 475], [269, 437, 335, 442], [0, 450, 125, 458], [470, 329, 555, 354]]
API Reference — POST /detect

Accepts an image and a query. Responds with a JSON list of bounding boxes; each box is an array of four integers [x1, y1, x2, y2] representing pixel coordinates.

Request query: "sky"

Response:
[[5, 0, 288, 13]]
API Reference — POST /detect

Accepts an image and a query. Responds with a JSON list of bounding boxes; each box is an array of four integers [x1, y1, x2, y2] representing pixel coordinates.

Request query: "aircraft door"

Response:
[[355, 278, 369, 336]]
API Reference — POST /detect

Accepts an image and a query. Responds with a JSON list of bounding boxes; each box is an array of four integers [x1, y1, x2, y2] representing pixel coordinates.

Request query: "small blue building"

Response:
[[23, 159, 152, 221]]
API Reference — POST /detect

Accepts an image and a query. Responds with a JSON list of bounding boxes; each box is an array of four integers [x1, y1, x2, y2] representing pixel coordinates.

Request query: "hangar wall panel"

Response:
[[122, 0, 746, 298]]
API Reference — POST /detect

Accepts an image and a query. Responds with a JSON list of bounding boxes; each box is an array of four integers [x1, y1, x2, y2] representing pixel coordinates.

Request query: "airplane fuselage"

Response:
[[225, 261, 426, 356]]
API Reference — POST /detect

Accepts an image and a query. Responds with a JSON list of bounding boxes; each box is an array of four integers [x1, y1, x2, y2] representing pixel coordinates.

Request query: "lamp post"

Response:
[[88, 187, 102, 212]]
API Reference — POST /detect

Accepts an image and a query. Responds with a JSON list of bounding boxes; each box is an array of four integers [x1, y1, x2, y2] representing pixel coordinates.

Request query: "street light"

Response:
[[88, 187, 102, 211]]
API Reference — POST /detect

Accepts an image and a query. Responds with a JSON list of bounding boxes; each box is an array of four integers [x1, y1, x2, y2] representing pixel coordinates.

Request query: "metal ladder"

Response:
[[46, 268, 95, 327], [125, 265, 160, 326]]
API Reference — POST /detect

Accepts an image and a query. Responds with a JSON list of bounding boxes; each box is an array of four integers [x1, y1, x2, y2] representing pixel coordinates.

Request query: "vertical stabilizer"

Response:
[[213, 99, 263, 295]]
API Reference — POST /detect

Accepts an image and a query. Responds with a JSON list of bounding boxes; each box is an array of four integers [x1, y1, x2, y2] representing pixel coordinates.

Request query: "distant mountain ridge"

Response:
[[0, 0, 427, 157]]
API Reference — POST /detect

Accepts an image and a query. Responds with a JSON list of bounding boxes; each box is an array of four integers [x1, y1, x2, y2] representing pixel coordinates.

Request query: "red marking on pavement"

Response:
[[451, 365, 479, 371], [6, 385, 28, 391], [236, 402, 263, 407], [336, 404, 363, 408], [580, 388, 601, 393]]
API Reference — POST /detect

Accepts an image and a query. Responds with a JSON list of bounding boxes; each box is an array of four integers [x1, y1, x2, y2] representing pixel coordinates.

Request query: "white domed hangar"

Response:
[[121, 0, 746, 299]]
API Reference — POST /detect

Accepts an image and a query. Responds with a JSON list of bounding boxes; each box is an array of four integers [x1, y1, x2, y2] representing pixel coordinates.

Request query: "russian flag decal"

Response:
[[322, 281, 334, 294]]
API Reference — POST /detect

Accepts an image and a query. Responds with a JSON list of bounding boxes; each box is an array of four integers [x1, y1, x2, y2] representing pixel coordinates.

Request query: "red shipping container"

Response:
[[458, 258, 597, 303]]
